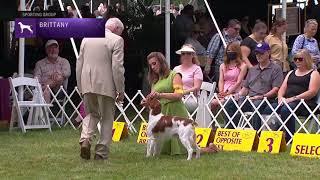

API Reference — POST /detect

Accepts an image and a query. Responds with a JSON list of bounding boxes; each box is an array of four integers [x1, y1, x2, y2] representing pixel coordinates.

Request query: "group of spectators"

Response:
[[145, 14, 320, 145]]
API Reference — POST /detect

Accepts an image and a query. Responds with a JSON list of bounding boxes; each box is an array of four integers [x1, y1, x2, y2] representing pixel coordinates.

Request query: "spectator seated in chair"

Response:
[[33, 39, 71, 103], [173, 44, 203, 113]]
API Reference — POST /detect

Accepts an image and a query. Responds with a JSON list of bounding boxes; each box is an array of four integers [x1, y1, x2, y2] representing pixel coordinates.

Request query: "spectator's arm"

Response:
[[238, 87, 249, 96], [277, 71, 292, 105], [263, 87, 280, 99], [33, 61, 41, 79], [218, 64, 225, 93], [240, 45, 253, 68], [228, 63, 248, 94], [62, 59, 71, 79]]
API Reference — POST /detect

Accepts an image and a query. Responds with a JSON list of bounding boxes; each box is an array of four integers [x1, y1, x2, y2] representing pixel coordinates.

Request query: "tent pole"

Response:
[[57, 0, 79, 58], [203, 0, 227, 48], [165, 0, 170, 66], [18, 0, 26, 100], [282, 0, 287, 41]]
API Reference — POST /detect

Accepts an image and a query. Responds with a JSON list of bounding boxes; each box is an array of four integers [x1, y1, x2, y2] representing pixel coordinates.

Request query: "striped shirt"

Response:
[[206, 30, 242, 66]]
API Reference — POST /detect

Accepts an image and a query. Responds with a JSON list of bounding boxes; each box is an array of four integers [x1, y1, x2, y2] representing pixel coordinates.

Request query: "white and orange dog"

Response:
[[142, 97, 200, 160]]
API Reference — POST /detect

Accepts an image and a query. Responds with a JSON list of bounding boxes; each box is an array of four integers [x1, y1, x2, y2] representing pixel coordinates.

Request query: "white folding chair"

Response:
[[195, 82, 216, 127], [9, 77, 52, 133]]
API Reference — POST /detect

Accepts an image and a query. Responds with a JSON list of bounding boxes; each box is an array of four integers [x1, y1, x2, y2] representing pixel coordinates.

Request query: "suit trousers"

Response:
[[79, 93, 115, 158]]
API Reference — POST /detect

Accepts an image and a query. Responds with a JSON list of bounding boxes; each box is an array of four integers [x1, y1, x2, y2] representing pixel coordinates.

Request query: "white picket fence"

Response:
[[46, 85, 320, 144]]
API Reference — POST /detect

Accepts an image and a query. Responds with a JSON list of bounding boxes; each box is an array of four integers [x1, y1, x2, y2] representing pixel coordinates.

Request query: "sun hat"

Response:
[[175, 45, 196, 55]]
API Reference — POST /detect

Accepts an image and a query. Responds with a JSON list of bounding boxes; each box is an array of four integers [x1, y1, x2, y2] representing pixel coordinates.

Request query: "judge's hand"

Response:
[[116, 92, 124, 103]]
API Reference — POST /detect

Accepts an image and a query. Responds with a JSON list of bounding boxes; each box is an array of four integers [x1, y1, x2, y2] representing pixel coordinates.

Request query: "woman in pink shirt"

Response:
[[173, 44, 203, 112], [211, 42, 247, 110]]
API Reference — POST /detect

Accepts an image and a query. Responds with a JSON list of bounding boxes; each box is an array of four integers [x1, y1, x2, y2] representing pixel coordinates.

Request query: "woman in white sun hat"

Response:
[[173, 44, 203, 113]]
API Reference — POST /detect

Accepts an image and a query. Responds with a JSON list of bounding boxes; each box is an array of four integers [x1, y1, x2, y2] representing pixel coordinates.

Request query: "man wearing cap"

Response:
[[34, 39, 71, 102], [76, 18, 125, 160], [223, 42, 283, 130]]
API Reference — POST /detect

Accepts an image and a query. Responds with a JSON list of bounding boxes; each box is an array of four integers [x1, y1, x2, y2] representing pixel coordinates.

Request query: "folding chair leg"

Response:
[[9, 108, 16, 132], [16, 106, 27, 133], [42, 106, 52, 132]]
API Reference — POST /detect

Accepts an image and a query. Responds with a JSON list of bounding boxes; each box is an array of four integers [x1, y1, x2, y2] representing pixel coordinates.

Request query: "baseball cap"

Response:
[[254, 42, 270, 54], [45, 39, 59, 48]]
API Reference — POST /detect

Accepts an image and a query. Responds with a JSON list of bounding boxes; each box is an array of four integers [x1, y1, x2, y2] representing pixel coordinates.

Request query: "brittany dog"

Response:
[[18, 22, 33, 34], [141, 97, 200, 160]]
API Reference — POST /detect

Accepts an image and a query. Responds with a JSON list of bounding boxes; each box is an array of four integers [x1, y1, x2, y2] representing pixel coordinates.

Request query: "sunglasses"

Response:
[[293, 57, 304, 62], [181, 52, 192, 56]]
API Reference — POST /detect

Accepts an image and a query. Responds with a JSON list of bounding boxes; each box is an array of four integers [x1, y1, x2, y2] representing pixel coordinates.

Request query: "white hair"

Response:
[[105, 18, 124, 32]]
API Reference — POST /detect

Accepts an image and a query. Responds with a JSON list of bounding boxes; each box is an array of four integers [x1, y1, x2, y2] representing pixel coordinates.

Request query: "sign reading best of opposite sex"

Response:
[[15, 18, 106, 38], [213, 128, 257, 151]]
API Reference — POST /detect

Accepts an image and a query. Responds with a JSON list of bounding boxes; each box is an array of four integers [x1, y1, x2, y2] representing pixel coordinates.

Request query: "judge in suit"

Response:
[[76, 18, 125, 160]]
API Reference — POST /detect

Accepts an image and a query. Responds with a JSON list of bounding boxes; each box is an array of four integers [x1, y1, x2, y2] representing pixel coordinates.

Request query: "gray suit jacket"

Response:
[[76, 32, 125, 99]]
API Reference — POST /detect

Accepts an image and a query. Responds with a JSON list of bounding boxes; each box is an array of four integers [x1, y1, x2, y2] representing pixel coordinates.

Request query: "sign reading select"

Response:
[[15, 18, 106, 38]]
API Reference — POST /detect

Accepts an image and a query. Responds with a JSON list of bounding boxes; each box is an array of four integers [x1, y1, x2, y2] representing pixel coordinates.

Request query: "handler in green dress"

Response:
[[146, 52, 188, 155]]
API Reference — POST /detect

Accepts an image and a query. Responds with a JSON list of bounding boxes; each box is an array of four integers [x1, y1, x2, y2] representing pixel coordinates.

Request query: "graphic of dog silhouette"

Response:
[[18, 22, 33, 34]]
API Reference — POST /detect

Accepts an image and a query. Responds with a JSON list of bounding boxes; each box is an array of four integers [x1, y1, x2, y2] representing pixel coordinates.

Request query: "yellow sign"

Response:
[[137, 122, 148, 144], [257, 131, 286, 154], [290, 133, 320, 158], [112, 122, 128, 142], [195, 128, 212, 148], [213, 128, 257, 152]]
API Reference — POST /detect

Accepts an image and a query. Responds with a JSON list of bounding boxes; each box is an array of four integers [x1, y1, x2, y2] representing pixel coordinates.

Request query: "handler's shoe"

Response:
[[94, 154, 108, 160], [80, 139, 91, 160]]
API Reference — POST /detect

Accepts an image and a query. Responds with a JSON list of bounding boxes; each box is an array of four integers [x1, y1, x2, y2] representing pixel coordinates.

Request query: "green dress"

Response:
[[152, 70, 189, 155]]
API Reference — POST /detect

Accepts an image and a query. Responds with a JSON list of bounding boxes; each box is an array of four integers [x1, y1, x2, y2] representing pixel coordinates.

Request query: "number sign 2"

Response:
[[257, 131, 286, 154], [195, 128, 212, 148]]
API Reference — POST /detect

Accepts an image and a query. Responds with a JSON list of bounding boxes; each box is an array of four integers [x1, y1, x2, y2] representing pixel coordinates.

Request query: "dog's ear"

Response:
[[140, 98, 148, 107], [150, 99, 161, 115]]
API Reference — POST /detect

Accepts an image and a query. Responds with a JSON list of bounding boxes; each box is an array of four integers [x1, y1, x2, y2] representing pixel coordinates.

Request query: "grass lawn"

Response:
[[1, 128, 320, 179]]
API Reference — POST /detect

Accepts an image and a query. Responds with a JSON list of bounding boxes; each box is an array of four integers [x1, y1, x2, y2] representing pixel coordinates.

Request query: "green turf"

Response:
[[1, 128, 320, 179]]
